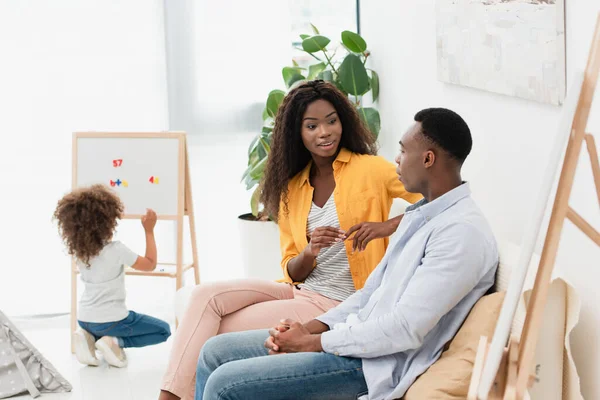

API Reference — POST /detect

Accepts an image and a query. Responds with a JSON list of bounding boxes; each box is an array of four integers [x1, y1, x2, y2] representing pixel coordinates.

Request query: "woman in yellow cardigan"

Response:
[[159, 81, 421, 400]]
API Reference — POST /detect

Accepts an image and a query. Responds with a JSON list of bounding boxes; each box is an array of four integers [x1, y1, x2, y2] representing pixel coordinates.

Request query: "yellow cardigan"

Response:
[[278, 148, 422, 290]]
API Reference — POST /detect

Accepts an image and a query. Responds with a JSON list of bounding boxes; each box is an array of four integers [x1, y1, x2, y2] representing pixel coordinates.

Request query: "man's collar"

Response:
[[410, 182, 471, 221]]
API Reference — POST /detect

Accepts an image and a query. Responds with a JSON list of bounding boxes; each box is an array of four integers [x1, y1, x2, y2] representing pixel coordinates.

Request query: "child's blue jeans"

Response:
[[78, 311, 171, 348]]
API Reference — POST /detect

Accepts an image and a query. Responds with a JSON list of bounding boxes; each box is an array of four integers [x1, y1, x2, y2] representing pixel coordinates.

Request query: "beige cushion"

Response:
[[403, 291, 505, 400]]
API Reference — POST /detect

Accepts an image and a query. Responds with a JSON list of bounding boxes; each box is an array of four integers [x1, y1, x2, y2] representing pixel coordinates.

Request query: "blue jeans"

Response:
[[78, 311, 170, 348], [196, 329, 368, 400]]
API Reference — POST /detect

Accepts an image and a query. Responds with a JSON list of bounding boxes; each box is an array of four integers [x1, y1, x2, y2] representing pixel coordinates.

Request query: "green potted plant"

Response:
[[237, 25, 380, 280]]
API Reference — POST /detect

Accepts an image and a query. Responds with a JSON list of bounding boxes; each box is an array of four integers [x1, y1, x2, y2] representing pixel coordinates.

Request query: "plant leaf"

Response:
[[302, 35, 330, 54], [282, 67, 305, 89], [248, 147, 259, 167], [334, 76, 348, 96], [249, 156, 267, 180], [241, 164, 252, 183], [300, 34, 310, 40], [292, 59, 299, 67], [263, 116, 274, 128], [341, 31, 367, 53], [247, 134, 259, 158], [317, 70, 347, 94], [338, 54, 370, 96], [250, 187, 261, 216], [245, 174, 259, 190], [262, 107, 269, 121], [289, 79, 306, 90], [370, 70, 380, 102], [257, 141, 268, 160], [358, 107, 381, 138], [257, 134, 270, 159], [310, 23, 319, 34], [266, 90, 285, 119], [308, 62, 327, 80], [317, 70, 334, 82]]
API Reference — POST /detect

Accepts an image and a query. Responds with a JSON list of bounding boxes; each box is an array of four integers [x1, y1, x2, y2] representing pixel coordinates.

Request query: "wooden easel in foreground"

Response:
[[468, 13, 600, 400]]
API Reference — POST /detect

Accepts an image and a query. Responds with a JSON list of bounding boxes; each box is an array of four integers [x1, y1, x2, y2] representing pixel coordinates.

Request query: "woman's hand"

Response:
[[305, 227, 345, 257], [345, 219, 398, 252]]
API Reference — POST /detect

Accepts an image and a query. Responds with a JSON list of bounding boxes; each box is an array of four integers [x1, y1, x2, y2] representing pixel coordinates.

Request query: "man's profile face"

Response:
[[395, 122, 428, 193]]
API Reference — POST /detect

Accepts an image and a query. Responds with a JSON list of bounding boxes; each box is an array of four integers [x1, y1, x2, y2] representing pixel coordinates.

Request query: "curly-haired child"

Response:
[[53, 184, 171, 368]]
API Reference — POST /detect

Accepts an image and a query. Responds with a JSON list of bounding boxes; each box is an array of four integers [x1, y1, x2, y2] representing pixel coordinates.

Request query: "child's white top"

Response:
[[77, 241, 138, 323]]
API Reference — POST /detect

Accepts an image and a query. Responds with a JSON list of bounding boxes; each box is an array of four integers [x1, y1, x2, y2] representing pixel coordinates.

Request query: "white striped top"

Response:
[[299, 194, 355, 301]]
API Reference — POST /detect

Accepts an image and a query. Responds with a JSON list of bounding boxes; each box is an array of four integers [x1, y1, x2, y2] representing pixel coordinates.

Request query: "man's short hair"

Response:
[[414, 108, 472, 163]]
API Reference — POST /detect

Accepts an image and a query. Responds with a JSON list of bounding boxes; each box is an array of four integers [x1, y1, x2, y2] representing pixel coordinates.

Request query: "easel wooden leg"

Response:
[[468, 335, 512, 400], [184, 140, 200, 286], [567, 207, 600, 245], [493, 348, 508, 400], [503, 339, 519, 400], [468, 336, 489, 400], [70, 258, 77, 354], [585, 134, 600, 205], [176, 217, 184, 291], [516, 14, 600, 399], [189, 216, 200, 285], [565, 134, 600, 248], [174, 217, 184, 329], [176, 134, 186, 294], [515, 122, 583, 399]]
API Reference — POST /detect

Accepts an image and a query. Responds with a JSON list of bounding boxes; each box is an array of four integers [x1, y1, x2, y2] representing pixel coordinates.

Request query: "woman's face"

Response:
[[300, 99, 342, 160]]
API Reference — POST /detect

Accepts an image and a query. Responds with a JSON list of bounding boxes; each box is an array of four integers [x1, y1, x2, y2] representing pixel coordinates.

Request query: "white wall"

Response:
[[0, 0, 170, 316], [361, 1, 600, 398], [163, 0, 292, 135]]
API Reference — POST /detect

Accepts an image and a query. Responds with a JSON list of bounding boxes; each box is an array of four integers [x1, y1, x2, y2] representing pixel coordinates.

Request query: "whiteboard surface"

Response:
[[75, 137, 181, 216]]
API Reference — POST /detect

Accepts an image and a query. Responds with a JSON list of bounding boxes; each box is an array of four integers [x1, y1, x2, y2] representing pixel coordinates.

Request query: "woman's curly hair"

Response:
[[53, 184, 123, 267], [260, 80, 378, 220]]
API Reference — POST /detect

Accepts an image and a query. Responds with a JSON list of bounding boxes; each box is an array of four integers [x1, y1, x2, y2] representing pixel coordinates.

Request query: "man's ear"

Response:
[[423, 150, 436, 169]]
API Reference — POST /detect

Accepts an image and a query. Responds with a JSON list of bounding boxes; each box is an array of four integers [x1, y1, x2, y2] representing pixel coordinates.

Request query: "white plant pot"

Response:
[[237, 214, 282, 281]]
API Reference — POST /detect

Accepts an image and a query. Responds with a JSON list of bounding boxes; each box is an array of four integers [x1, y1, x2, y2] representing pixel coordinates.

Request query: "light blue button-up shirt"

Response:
[[317, 183, 499, 400]]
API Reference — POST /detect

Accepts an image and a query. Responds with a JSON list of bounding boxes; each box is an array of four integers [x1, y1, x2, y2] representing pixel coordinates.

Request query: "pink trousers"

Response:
[[160, 279, 341, 399]]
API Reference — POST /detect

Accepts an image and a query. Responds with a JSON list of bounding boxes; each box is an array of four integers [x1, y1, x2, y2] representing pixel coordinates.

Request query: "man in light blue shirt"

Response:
[[194, 108, 499, 400]]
